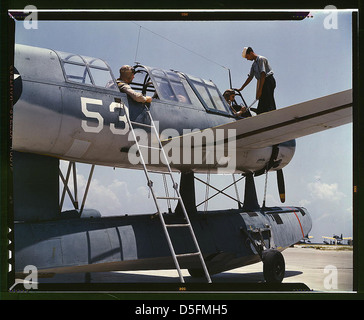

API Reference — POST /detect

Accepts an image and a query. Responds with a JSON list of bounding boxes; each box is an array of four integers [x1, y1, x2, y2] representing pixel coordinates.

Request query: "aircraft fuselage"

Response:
[[12, 44, 295, 174]]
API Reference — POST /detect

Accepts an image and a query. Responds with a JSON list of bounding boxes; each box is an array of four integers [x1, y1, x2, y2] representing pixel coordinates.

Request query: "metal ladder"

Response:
[[126, 105, 212, 284]]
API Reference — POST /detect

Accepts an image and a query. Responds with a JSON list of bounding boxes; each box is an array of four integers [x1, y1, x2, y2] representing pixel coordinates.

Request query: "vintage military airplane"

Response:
[[10, 44, 352, 285], [322, 234, 353, 245]]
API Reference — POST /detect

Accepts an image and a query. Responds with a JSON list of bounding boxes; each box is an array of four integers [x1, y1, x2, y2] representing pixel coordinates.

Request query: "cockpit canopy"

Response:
[[56, 50, 117, 89], [55, 48, 233, 116], [130, 65, 233, 116]]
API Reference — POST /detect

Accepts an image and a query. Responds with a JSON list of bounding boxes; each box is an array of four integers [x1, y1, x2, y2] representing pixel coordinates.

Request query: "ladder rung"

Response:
[[130, 121, 153, 128], [139, 145, 162, 151], [148, 170, 172, 175], [166, 223, 190, 228], [176, 252, 200, 258], [157, 196, 180, 200]]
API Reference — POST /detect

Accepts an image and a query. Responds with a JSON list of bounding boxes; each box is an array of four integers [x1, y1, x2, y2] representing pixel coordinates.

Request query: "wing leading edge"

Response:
[[163, 89, 352, 150]]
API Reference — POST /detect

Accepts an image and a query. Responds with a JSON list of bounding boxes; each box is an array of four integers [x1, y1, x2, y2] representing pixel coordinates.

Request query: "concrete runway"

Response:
[[37, 245, 354, 292], [277, 245, 353, 292]]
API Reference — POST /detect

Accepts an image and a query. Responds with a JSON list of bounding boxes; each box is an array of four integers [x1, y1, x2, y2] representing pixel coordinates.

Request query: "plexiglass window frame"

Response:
[[147, 67, 195, 106], [184, 74, 232, 116], [56, 50, 117, 90]]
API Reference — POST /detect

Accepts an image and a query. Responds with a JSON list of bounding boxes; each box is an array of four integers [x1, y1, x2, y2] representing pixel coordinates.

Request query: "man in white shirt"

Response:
[[117, 65, 152, 104], [236, 47, 276, 114]]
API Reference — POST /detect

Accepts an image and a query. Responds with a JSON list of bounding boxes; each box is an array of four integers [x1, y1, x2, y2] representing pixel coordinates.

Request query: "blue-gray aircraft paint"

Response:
[[14, 207, 312, 275], [12, 44, 311, 281], [13, 44, 295, 173]]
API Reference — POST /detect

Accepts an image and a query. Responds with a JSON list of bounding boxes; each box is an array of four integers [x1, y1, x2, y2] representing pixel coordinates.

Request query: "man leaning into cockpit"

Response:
[[223, 89, 247, 117], [117, 65, 152, 104]]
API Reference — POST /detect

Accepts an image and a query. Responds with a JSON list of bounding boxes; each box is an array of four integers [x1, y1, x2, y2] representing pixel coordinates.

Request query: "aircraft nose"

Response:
[[12, 67, 23, 105]]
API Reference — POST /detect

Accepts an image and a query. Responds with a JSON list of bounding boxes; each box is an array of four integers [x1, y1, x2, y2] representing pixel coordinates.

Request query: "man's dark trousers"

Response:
[[257, 75, 276, 114]]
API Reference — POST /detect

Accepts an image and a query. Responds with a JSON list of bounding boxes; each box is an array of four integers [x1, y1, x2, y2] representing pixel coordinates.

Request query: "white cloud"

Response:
[[83, 178, 156, 216], [59, 162, 156, 216], [308, 181, 345, 202], [314, 211, 331, 223], [298, 199, 311, 207]]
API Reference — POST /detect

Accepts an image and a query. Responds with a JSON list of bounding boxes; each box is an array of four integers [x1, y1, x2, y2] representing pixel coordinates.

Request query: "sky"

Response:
[[14, 9, 354, 243]]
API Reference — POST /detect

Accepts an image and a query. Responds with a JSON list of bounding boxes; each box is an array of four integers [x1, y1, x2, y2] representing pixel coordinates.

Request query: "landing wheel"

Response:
[[262, 249, 285, 283]]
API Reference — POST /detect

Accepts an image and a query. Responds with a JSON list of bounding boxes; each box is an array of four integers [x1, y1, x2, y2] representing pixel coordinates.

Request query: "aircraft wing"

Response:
[[163, 89, 352, 150], [322, 236, 335, 240]]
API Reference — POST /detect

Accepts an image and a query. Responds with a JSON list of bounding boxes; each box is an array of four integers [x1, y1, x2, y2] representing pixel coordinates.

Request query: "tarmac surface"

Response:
[[36, 245, 354, 293], [277, 245, 353, 292]]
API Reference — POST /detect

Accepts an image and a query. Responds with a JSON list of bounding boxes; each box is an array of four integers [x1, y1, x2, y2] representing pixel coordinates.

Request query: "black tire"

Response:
[[262, 249, 285, 283]]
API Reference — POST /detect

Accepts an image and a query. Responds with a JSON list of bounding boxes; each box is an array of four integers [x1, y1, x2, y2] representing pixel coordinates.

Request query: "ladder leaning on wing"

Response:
[[125, 104, 212, 284]]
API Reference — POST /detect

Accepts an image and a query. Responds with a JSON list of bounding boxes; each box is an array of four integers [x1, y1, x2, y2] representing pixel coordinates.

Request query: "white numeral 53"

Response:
[[81, 97, 129, 135]]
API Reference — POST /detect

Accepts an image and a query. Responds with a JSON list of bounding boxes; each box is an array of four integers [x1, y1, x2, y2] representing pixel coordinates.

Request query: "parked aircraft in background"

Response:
[[323, 234, 353, 245]]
